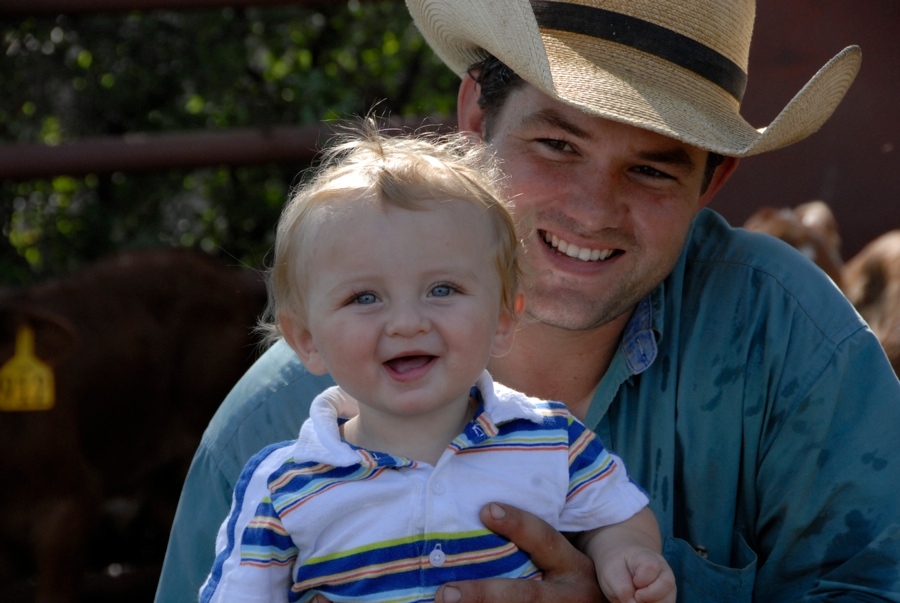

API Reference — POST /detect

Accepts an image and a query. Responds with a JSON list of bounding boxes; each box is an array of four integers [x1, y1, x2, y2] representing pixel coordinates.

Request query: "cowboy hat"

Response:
[[406, 0, 861, 157]]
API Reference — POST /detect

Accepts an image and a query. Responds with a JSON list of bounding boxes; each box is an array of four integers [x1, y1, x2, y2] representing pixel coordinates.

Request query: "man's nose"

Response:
[[563, 170, 627, 230]]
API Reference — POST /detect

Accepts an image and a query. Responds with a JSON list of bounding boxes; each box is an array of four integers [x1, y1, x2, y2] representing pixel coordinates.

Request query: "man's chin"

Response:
[[523, 300, 628, 332], [526, 277, 652, 329]]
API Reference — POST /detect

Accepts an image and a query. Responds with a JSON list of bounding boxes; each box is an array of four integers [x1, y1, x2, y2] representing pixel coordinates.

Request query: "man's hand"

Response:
[[434, 502, 604, 603]]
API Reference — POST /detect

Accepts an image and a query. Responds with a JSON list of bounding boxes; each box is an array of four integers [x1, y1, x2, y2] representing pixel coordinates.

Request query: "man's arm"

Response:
[[156, 441, 235, 603], [753, 329, 900, 599]]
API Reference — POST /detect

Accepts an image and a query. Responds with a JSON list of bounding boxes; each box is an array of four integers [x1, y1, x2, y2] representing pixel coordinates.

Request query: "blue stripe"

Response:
[[200, 440, 295, 602], [300, 533, 536, 600]]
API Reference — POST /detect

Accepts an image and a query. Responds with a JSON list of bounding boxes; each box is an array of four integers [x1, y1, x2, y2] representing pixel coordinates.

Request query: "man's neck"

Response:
[[488, 311, 632, 420]]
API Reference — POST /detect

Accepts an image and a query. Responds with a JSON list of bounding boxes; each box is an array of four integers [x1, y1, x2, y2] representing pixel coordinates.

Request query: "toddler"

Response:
[[200, 124, 675, 603]]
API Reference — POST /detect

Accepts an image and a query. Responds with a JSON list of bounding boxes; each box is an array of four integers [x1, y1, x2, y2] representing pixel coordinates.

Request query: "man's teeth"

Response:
[[545, 232, 615, 262]]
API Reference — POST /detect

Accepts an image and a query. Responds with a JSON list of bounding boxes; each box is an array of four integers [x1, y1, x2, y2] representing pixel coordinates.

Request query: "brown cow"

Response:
[[744, 202, 899, 376], [842, 230, 900, 375], [743, 200, 844, 288], [0, 248, 267, 602]]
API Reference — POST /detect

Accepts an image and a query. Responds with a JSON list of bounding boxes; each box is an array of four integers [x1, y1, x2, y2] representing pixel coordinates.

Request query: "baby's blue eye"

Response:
[[354, 292, 378, 305], [431, 285, 454, 297]]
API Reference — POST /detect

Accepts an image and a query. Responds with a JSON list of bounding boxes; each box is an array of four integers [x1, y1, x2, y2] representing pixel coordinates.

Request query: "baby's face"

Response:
[[289, 198, 517, 419]]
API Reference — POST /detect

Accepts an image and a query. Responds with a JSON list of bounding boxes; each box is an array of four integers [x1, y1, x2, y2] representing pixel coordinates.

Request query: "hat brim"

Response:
[[407, 0, 861, 157]]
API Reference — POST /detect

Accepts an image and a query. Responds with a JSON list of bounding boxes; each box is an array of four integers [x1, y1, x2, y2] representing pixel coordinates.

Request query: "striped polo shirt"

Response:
[[201, 371, 648, 603]]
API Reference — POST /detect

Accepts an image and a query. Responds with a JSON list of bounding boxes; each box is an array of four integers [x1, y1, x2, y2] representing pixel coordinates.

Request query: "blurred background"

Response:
[[2, 0, 459, 286], [1, 1, 897, 601], [2, 0, 898, 287]]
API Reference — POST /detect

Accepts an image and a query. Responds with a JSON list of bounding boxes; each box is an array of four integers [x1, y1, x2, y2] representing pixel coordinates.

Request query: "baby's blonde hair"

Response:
[[262, 120, 521, 342]]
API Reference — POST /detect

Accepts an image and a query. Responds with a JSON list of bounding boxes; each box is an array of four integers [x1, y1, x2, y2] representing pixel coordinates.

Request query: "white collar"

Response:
[[292, 370, 546, 467]]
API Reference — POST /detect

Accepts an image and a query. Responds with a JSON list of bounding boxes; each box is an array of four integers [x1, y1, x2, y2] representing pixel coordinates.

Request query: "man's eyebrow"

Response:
[[520, 109, 591, 140], [518, 110, 699, 172], [637, 148, 698, 173]]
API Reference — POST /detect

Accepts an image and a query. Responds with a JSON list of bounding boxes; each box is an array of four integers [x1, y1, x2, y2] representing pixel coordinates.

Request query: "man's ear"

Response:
[[490, 293, 524, 359], [280, 312, 328, 375], [457, 74, 487, 139], [699, 156, 740, 209]]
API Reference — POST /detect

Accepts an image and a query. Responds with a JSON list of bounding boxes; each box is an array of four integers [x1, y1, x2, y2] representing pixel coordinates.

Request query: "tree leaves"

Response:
[[2, 2, 458, 284]]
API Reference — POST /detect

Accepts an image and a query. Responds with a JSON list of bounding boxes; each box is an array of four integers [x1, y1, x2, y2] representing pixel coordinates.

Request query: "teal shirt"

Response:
[[156, 209, 900, 602]]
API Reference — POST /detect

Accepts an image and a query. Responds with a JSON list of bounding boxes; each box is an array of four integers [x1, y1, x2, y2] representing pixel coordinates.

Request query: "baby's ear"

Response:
[[280, 312, 328, 375], [490, 293, 524, 359]]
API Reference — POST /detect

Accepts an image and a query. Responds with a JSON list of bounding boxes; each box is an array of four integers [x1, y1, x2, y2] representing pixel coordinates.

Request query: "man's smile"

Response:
[[540, 230, 621, 262]]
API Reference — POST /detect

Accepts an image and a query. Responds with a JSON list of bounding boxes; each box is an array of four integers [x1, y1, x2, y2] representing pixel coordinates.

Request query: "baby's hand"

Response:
[[599, 546, 676, 603]]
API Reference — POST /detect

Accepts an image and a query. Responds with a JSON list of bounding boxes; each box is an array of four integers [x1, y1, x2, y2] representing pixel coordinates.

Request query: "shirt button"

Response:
[[429, 544, 445, 567], [432, 480, 445, 494]]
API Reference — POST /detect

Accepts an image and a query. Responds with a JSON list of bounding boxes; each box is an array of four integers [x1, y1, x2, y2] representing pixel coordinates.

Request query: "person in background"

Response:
[[157, 1, 900, 601]]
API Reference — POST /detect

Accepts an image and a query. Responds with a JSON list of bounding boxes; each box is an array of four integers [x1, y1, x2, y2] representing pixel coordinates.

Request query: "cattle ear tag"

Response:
[[0, 325, 56, 411]]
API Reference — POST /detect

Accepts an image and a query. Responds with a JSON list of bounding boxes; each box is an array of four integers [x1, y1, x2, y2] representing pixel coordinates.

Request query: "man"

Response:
[[156, 1, 900, 601]]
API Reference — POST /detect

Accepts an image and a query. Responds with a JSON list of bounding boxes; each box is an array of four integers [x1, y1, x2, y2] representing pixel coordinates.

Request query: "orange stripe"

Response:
[[247, 518, 289, 535], [240, 558, 294, 568]]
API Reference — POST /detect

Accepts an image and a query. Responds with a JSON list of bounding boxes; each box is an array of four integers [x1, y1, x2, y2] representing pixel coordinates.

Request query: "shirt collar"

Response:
[[456, 371, 546, 447], [621, 287, 664, 375], [296, 371, 544, 467]]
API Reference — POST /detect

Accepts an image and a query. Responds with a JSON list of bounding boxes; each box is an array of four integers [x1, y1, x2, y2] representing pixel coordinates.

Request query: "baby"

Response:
[[200, 124, 675, 603]]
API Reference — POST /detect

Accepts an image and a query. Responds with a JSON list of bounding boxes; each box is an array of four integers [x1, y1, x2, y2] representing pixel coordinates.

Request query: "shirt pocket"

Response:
[[664, 532, 757, 603]]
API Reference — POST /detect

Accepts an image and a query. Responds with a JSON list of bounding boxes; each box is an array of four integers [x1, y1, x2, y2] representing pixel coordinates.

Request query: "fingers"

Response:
[[619, 549, 676, 603], [431, 503, 603, 603], [633, 563, 676, 603], [479, 502, 594, 579], [435, 579, 550, 603], [435, 576, 603, 603], [635, 580, 677, 603], [599, 559, 637, 603]]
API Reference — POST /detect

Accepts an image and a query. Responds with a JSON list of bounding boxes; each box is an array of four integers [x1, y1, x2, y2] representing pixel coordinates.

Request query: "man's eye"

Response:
[[633, 165, 674, 179], [430, 284, 455, 298], [353, 292, 378, 305], [539, 138, 573, 152]]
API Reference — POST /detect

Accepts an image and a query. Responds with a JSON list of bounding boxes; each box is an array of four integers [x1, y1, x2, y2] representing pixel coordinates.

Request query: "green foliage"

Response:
[[1, 1, 459, 285]]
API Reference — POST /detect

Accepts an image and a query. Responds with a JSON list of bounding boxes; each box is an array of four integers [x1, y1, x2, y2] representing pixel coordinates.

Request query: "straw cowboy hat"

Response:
[[406, 0, 862, 157]]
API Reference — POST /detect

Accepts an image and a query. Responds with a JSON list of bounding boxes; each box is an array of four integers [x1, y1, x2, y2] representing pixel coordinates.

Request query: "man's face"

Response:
[[482, 84, 716, 331]]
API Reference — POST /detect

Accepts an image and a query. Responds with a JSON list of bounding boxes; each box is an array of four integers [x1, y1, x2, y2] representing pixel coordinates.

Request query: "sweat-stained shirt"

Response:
[[156, 209, 900, 602]]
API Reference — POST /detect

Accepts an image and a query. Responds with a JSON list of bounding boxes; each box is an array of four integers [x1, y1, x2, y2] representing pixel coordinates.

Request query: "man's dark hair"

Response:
[[468, 54, 725, 193], [701, 152, 725, 193], [467, 55, 525, 141]]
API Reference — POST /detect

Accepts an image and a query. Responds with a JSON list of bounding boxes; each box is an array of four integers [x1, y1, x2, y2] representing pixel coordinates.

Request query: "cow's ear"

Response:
[[0, 308, 77, 365], [279, 312, 327, 375]]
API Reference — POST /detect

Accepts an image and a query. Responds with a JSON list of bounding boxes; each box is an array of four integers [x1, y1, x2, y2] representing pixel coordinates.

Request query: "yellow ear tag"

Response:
[[0, 325, 56, 411]]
